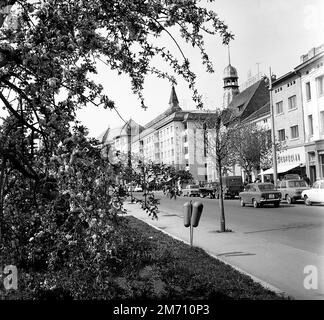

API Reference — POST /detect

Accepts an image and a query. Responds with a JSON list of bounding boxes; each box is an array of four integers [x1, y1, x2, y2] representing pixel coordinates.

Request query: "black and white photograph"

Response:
[[0, 0, 323, 309]]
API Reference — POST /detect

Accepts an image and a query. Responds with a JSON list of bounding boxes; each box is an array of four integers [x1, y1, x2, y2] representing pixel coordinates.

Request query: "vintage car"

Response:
[[199, 182, 218, 198], [277, 179, 309, 204], [182, 184, 200, 197], [301, 179, 324, 205], [239, 183, 281, 208]]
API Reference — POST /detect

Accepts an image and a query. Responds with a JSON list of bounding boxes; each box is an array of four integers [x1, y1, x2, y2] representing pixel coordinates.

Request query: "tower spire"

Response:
[[222, 45, 239, 108], [169, 85, 179, 109]]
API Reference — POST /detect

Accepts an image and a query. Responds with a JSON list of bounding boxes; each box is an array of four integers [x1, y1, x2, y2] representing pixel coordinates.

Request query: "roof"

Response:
[[98, 119, 143, 144], [294, 50, 324, 72], [272, 71, 296, 87], [242, 102, 270, 124], [224, 79, 269, 124], [169, 85, 179, 107], [144, 86, 182, 129], [223, 64, 238, 78]]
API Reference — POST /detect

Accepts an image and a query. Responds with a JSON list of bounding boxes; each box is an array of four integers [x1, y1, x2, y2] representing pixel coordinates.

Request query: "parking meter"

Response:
[[191, 201, 203, 227], [183, 201, 192, 227], [183, 201, 203, 246]]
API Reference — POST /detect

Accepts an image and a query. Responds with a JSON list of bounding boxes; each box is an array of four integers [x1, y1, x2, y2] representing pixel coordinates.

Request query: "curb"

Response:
[[126, 205, 291, 299]]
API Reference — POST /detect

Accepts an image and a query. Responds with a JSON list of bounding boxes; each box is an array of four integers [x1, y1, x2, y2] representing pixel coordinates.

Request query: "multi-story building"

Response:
[[259, 71, 307, 180], [99, 118, 143, 162], [295, 44, 324, 182], [245, 44, 324, 184], [131, 86, 211, 183]]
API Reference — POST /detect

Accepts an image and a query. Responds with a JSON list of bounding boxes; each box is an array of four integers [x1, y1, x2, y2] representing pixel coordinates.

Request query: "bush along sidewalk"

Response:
[[1, 215, 288, 300]]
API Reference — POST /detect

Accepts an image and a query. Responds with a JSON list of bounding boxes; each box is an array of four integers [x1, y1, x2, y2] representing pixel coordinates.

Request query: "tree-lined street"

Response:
[[128, 192, 324, 299], [157, 194, 324, 255]]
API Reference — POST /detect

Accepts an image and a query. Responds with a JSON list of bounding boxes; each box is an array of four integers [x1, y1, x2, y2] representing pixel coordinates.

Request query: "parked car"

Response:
[[182, 184, 200, 197], [133, 185, 143, 192], [301, 179, 324, 205], [199, 183, 218, 198], [277, 179, 309, 204], [239, 183, 282, 208]]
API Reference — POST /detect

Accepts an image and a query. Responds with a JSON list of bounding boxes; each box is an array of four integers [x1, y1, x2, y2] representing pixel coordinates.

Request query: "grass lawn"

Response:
[[0, 214, 288, 300], [122, 216, 288, 300]]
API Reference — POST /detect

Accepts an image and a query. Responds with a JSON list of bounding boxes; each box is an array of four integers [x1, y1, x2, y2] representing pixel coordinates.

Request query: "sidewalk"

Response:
[[123, 202, 324, 300]]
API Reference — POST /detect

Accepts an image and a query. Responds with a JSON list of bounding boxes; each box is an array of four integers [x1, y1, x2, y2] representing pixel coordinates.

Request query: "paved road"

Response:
[[129, 192, 324, 299], [156, 194, 324, 256]]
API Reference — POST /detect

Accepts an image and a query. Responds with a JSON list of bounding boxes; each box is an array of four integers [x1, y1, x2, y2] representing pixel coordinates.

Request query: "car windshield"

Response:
[[191, 185, 199, 188], [287, 180, 307, 188], [258, 184, 275, 191]]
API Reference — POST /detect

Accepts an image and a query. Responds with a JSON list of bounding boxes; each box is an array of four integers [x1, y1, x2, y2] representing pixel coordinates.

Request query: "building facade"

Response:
[[263, 71, 307, 178], [295, 44, 324, 182], [131, 86, 212, 183]]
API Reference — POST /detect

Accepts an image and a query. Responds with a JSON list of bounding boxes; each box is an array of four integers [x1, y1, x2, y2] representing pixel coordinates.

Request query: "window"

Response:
[[317, 75, 324, 96], [279, 181, 286, 188], [288, 95, 297, 110], [276, 101, 283, 114], [287, 181, 307, 188], [308, 115, 314, 136], [290, 125, 299, 139], [171, 149, 174, 156], [184, 147, 189, 154], [184, 122, 188, 130], [184, 135, 188, 143], [306, 82, 311, 100], [320, 111, 324, 133], [171, 137, 174, 144], [278, 129, 286, 142]]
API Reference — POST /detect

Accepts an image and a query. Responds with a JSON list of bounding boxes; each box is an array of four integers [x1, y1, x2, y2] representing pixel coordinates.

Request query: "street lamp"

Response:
[[267, 67, 278, 187]]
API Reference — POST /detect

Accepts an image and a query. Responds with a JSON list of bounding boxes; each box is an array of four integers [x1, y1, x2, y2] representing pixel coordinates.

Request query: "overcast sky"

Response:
[[1, 1, 323, 139], [76, 0, 324, 139]]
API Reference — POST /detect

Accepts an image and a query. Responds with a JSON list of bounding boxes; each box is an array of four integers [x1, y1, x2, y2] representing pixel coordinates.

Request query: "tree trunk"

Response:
[[217, 157, 226, 232], [0, 157, 6, 242]]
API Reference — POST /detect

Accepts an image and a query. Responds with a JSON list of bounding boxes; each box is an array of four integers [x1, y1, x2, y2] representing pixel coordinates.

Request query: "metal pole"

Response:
[[190, 223, 193, 246], [269, 67, 278, 187]]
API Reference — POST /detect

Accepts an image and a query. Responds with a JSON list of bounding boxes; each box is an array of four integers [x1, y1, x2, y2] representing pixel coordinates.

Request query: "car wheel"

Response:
[[304, 195, 311, 206], [274, 201, 280, 208], [286, 195, 292, 205], [240, 198, 245, 207], [253, 199, 259, 208]]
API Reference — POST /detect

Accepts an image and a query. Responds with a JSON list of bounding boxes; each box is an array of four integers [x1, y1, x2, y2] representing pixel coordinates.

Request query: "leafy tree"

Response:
[[0, 0, 234, 297], [0, 0, 233, 221], [230, 123, 272, 180], [196, 109, 236, 232]]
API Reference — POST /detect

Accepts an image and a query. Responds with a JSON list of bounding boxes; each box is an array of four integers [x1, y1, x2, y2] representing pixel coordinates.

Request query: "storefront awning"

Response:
[[260, 163, 304, 175]]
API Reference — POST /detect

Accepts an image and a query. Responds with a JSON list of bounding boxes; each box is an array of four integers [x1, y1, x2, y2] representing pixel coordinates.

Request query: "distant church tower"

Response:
[[168, 85, 182, 111], [222, 45, 239, 108]]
